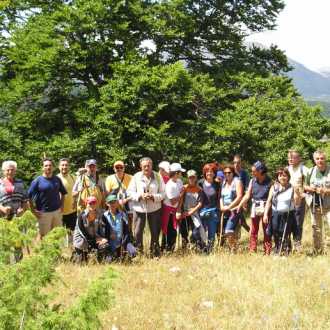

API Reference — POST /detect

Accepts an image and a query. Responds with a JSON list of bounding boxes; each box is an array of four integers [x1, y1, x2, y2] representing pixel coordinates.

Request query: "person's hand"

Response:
[[142, 193, 153, 201], [16, 207, 24, 217], [317, 187, 326, 196], [97, 238, 108, 246], [2, 206, 12, 216], [110, 233, 116, 240], [263, 214, 269, 224], [33, 210, 42, 219], [175, 212, 182, 220], [222, 205, 229, 212]]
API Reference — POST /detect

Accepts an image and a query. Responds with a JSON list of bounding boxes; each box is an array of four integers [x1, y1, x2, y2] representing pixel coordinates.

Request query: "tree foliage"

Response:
[[0, 0, 328, 179]]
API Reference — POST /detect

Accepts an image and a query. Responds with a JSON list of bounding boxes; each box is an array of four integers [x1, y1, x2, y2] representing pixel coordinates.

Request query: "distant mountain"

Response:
[[286, 59, 330, 98]]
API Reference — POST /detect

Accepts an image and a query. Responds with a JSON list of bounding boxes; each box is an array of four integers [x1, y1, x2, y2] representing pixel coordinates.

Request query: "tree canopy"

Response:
[[0, 0, 328, 179]]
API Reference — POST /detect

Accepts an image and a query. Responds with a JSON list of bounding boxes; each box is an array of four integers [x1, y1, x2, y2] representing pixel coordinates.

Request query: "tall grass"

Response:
[[53, 216, 330, 330]]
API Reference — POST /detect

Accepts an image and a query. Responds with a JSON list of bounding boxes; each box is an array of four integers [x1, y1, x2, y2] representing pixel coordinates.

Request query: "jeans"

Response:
[[271, 210, 294, 254], [292, 200, 306, 243], [200, 208, 219, 248]]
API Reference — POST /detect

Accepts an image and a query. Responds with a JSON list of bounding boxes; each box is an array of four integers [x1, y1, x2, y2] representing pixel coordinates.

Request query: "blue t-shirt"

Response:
[[28, 175, 67, 212], [237, 169, 250, 192]]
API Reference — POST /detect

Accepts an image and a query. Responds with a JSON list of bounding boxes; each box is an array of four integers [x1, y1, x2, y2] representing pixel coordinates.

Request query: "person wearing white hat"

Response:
[[161, 163, 186, 252], [158, 161, 170, 184]]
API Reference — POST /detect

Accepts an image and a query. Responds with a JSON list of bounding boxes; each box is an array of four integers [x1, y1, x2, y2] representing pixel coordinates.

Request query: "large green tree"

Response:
[[0, 0, 327, 179]]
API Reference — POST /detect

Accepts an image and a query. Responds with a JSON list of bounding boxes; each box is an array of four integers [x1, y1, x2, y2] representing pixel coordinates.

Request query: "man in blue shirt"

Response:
[[28, 158, 67, 238]]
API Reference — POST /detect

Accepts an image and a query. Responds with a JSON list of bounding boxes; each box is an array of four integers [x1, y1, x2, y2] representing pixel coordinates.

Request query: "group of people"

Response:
[[0, 149, 329, 263]]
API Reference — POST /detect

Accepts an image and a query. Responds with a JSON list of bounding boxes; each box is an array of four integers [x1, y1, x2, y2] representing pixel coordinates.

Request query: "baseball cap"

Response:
[[158, 161, 170, 173], [85, 159, 97, 166], [253, 160, 267, 173], [114, 160, 125, 167], [187, 169, 197, 177], [106, 194, 118, 203], [86, 196, 97, 205], [170, 163, 186, 172]]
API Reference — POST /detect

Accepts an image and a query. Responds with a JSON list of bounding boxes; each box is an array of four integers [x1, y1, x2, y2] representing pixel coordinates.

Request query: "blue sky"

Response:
[[246, 0, 330, 72]]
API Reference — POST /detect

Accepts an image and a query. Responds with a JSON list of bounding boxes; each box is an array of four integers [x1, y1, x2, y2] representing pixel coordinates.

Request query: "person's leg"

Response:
[[180, 217, 189, 248], [271, 214, 280, 254], [284, 213, 294, 254], [225, 213, 239, 252], [262, 218, 272, 255], [207, 212, 219, 250], [147, 209, 162, 257], [51, 209, 63, 230], [249, 217, 260, 252], [166, 214, 177, 252], [293, 200, 306, 249], [37, 212, 52, 238], [311, 210, 323, 253], [134, 212, 146, 253], [239, 212, 250, 232]]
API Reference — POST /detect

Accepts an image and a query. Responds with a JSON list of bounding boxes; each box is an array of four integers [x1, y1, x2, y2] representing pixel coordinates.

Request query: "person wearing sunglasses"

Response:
[[105, 161, 132, 208], [220, 165, 243, 252]]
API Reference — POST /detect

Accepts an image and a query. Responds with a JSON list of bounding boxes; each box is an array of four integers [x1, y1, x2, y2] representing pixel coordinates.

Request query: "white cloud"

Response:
[[246, 0, 330, 72]]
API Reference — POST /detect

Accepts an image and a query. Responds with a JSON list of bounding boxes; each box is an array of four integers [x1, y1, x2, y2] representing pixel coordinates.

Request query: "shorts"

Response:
[[62, 212, 77, 231], [38, 209, 63, 237]]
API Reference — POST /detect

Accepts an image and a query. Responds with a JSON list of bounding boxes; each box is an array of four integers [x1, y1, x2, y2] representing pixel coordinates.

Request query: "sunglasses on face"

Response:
[[115, 166, 124, 170], [224, 172, 233, 175]]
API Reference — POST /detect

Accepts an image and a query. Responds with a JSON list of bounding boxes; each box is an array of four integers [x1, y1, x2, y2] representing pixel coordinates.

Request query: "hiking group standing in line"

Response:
[[1, 149, 330, 263]]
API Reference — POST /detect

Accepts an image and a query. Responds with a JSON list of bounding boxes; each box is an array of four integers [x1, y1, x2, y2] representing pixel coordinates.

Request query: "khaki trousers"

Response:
[[310, 208, 330, 252]]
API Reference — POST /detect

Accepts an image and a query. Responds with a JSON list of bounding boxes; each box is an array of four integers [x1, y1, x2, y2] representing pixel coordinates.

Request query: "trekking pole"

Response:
[[279, 220, 288, 255], [319, 193, 326, 253], [217, 212, 224, 248]]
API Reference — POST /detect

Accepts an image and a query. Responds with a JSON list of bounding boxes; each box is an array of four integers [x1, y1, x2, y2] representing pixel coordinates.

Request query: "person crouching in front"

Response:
[[72, 196, 110, 263], [102, 194, 136, 261]]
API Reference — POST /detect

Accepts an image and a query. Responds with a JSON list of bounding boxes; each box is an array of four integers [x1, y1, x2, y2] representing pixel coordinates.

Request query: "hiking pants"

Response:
[[161, 214, 177, 252], [134, 209, 162, 257], [272, 210, 294, 254], [250, 215, 272, 254], [310, 208, 330, 253], [292, 200, 306, 244]]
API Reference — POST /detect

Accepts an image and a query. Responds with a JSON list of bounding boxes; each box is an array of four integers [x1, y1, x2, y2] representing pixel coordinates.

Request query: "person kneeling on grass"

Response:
[[72, 196, 110, 263], [101, 194, 136, 261]]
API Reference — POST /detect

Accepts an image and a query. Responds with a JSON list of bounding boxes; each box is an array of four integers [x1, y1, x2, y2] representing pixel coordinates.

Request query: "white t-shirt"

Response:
[[164, 179, 183, 208], [288, 164, 309, 189]]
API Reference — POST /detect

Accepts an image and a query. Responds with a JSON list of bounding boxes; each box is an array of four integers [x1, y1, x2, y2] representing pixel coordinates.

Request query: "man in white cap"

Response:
[[158, 161, 170, 184]]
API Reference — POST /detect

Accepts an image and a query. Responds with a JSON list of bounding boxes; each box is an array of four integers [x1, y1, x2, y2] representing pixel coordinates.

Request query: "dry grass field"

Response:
[[54, 219, 330, 330]]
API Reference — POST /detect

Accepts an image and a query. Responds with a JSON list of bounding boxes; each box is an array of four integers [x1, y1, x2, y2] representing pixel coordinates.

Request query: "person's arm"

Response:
[[237, 180, 252, 211], [176, 186, 186, 216], [127, 174, 142, 202], [58, 178, 67, 211], [152, 173, 166, 202], [304, 167, 316, 193], [263, 185, 274, 224], [72, 176, 82, 198], [27, 179, 42, 219], [225, 180, 243, 211]]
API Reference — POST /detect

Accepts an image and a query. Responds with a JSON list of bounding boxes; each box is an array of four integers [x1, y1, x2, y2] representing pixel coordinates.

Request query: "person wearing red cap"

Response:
[[72, 196, 110, 263]]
